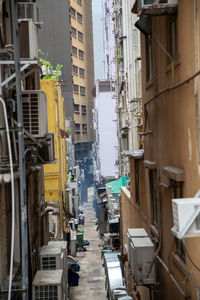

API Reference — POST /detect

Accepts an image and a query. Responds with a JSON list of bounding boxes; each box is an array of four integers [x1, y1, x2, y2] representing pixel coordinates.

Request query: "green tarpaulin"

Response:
[[105, 177, 130, 194]]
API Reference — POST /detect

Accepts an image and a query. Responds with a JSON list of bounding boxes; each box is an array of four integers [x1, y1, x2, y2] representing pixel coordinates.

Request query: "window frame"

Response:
[[70, 6, 76, 18], [78, 31, 83, 41], [79, 68, 84, 77], [73, 84, 79, 94], [72, 46, 77, 56], [71, 27, 77, 37], [78, 49, 84, 59], [77, 12, 82, 23], [135, 159, 140, 206], [149, 169, 158, 227], [80, 86, 85, 96]]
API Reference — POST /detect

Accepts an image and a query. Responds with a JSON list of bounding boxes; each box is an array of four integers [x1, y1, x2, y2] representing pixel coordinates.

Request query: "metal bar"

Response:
[[11, 1, 29, 299], [0, 60, 38, 64], [0, 63, 29, 88]]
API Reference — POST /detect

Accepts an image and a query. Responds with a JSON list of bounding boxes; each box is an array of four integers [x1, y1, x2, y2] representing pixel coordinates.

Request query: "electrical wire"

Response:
[[0, 98, 15, 300]]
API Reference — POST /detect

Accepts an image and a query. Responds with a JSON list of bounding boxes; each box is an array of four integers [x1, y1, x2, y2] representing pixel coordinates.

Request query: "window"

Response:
[[74, 104, 79, 113], [80, 86, 85, 95], [70, 7, 76, 17], [75, 123, 80, 133], [73, 84, 79, 93], [82, 124, 87, 133], [79, 49, 84, 59], [78, 31, 83, 41], [72, 65, 78, 74], [149, 169, 158, 227], [145, 34, 153, 82], [81, 105, 86, 115], [169, 14, 178, 60], [77, 0, 82, 4], [77, 12, 82, 23], [72, 46, 77, 55], [135, 160, 140, 205], [71, 27, 76, 37], [171, 179, 185, 262], [79, 68, 84, 77]]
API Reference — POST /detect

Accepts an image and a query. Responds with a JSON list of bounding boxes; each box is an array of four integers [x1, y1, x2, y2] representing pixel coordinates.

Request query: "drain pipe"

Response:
[[0, 98, 15, 300]]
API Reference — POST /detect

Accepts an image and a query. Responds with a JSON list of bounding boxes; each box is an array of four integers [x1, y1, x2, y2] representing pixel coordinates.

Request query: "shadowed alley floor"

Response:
[[69, 200, 107, 300]]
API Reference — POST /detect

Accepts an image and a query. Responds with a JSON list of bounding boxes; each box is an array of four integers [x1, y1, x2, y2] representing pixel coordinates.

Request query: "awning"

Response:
[[60, 128, 69, 138], [105, 176, 130, 194]]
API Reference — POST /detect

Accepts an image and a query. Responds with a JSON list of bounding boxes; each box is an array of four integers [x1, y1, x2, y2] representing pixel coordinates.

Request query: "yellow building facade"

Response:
[[41, 80, 67, 238]]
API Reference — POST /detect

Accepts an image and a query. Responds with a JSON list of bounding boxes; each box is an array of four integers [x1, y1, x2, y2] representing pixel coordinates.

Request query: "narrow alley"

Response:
[[70, 200, 107, 300]]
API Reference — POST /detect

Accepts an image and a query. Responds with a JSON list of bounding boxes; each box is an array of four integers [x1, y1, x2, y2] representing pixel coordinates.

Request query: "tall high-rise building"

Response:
[[69, 0, 95, 200]]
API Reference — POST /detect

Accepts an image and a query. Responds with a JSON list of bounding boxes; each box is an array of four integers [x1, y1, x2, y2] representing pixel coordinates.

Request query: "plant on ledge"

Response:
[[39, 49, 63, 80]]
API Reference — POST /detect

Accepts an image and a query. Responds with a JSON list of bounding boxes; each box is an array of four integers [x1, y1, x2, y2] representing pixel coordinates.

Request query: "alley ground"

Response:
[[69, 200, 107, 300]]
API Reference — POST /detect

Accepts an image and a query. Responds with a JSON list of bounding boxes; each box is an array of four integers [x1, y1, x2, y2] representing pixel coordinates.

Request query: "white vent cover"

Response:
[[32, 270, 63, 300], [39, 246, 63, 270], [22, 91, 48, 137], [171, 198, 200, 239]]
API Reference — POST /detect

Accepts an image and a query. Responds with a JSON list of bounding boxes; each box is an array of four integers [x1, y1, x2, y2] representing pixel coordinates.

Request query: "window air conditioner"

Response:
[[39, 133, 55, 163], [127, 228, 148, 265], [22, 91, 48, 138], [137, 0, 177, 15], [32, 270, 63, 300], [18, 2, 38, 22], [171, 198, 200, 239], [39, 246, 63, 271], [130, 237, 155, 285], [18, 19, 38, 60]]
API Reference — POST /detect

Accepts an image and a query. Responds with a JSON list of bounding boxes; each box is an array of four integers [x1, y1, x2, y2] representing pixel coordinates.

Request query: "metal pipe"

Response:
[[10, 1, 29, 299], [0, 98, 15, 300], [156, 255, 186, 297]]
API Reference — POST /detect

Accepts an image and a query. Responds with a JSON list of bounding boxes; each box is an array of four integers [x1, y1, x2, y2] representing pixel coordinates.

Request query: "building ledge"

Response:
[[144, 160, 157, 169], [162, 166, 184, 182]]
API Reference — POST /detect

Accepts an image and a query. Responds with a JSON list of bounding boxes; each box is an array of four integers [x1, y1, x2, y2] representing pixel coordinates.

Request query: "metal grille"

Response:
[[35, 285, 58, 299], [22, 93, 39, 135], [42, 257, 56, 270]]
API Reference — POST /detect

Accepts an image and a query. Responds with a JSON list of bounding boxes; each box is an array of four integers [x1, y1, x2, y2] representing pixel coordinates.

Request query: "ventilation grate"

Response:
[[35, 285, 58, 299], [22, 93, 39, 135], [41, 256, 56, 270]]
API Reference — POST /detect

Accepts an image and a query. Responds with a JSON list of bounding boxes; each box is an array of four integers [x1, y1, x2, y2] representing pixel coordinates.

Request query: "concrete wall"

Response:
[[41, 80, 67, 238], [37, 0, 73, 121], [120, 1, 200, 299]]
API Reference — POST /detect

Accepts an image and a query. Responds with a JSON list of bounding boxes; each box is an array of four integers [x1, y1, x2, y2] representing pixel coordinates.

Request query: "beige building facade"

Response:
[[119, 1, 200, 300], [69, 0, 94, 144]]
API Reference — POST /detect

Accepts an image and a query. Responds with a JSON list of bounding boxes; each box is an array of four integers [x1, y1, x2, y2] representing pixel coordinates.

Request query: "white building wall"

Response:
[[95, 81, 118, 177], [121, 0, 141, 151]]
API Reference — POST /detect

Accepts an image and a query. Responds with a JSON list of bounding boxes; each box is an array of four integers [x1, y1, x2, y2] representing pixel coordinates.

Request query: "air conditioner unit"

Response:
[[32, 270, 63, 300], [127, 228, 148, 264], [48, 241, 68, 299], [19, 19, 38, 60], [18, 2, 38, 22], [171, 198, 200, 239], [39, 133, 55, 163], [130, 237, 155, 285], [39, 246, 63, 270], [22, 91, 48, 137], [137, 0, 177, 15]]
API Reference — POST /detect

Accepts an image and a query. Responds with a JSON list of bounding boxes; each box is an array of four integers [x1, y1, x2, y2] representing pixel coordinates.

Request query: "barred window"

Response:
[[75, 123, 80, 133], [78, 31, 83, 41], [79, 49, 84, 59], [80, 86, 85, 95], [72, 46, 77, 55], [77, 12, 82, 23], [70, 7, 76, 17], [71, 27, 76, 37], [79, 68, 84, 77], [73, 65, 78, 74], [74, 104, 79, 113], [82, 124, 87, 133], [73, 84, 79, 93], [81, 105, 86, 115]]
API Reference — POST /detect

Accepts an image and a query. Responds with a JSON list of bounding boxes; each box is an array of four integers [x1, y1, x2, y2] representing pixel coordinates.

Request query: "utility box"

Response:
[[131, 237, 155, 286], [127, 228, 148, 263], [32, 270, 63, 300]]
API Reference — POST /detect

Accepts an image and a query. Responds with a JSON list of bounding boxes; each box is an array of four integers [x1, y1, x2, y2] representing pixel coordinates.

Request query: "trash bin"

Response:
[[76, 232, 84, 248]]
